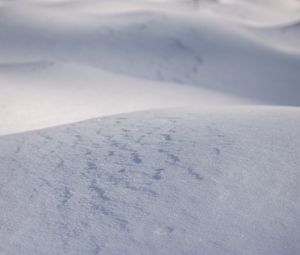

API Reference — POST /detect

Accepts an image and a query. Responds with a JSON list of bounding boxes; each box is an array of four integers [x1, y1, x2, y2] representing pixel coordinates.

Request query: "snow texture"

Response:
[[1, 107, 300, 255], [1, 0, 300, 254]]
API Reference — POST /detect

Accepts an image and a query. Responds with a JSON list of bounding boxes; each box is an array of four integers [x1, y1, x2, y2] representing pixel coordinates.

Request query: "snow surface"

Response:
[[0, 0, 300, 254], [1, 107, 300, 255]]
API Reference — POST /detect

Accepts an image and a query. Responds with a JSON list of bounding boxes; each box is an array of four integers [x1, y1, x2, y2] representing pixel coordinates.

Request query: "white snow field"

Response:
[[0, 0, 300, 254]]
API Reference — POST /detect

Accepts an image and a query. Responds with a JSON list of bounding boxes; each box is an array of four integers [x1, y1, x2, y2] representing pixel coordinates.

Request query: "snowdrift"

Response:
[[0, 107, 300, 255], [1, 0, 300, 254], [1, 1, 300, 136]]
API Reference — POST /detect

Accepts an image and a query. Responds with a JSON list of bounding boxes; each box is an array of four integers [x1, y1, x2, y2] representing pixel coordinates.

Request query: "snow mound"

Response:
[[245, 20, 300, 53], [1, 2, 300, 137], [1, 8, 299, 105], [192, 0, 300, 25], [0, 107, 299, 255], [0, 62, 247, 136]]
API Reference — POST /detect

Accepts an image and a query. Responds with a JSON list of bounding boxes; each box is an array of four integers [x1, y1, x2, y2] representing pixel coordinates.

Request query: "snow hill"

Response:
[[0, 0, 300, 254], [1, 107, 300, 255]]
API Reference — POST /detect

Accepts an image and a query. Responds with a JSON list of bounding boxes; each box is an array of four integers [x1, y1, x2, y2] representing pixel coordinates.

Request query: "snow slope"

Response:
[[0, 0, 300, 135], [0, 62, 246, 136], [0, 0, 300, 254], [1, 107, 300, 255], [246, 20, 300, 53], [191, 0, 300, 25]]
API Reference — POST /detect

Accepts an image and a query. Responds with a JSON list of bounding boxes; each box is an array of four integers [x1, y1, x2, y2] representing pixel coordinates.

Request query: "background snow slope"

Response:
[[0, 0, 300, 254], [0, 0, 300, 134]]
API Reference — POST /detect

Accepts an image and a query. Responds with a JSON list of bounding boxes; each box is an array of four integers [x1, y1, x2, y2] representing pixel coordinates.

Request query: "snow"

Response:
[[0, 62, 247, 135], [1, 107, 300, 255], [0, 0, 300, 254]]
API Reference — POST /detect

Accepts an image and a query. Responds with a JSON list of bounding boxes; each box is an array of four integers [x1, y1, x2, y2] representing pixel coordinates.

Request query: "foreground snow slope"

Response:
[[0, 107, 300, 255]]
